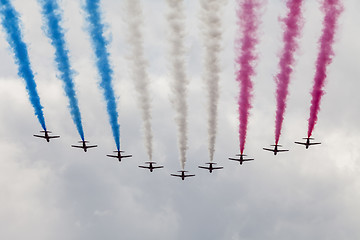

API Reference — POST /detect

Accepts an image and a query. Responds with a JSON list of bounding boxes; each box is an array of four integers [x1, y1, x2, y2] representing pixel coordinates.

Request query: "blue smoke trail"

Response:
[[0, 0, 46, 130], [38, 0, 84, 141], [83, 0, 120, 150]]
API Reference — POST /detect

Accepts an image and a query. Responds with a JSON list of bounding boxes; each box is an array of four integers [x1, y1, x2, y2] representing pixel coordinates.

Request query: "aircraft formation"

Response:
[[33, 129, 321, 181], [0, 0, 341, 181]]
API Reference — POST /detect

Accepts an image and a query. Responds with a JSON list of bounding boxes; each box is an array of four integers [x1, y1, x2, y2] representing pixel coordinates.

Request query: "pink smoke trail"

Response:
[[274, 0, 304, 145], [307, 0, 343, 138], [235, 0, 263, 154]]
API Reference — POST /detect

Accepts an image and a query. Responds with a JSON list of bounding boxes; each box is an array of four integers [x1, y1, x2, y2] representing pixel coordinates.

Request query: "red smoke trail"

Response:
[[274, 0, 304, 145], [236, 0, 262, 154], [307, 0, 343, 138]]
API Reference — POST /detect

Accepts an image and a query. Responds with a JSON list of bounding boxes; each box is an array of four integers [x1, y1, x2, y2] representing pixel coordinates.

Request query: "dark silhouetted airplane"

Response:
[[263, 144, 289, 155], [198, 162, 223, 173], [106, 150, 132, 161], [295, 137, 321, 149], [71, 140, 97, 152], [33, 130, 60, 142], [138, 162, 164, 172], [171, 170, 195, 180], [229, 154, 254, 165]]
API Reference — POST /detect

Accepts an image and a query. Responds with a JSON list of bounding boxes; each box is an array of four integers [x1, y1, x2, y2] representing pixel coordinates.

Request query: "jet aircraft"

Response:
[[107, 150, 132, 161], [138, 162, 164, 172], [33, 130, 60, 142], [170, 170, 195, 180], [295, 137, 321, 149], [198, 162, 223, 173], [229, 154, 254, 165], [71, 140, 97, 152], [263, 144, 289, 155]]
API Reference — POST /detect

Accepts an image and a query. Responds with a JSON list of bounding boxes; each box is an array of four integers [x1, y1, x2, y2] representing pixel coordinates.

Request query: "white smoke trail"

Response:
[[200, 0, 223, 162], [166, 0, 188, 170], [124, 0, 153, 160]]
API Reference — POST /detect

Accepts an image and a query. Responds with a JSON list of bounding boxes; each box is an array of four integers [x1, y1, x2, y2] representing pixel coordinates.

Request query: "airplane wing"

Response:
[[198, 166, 210, 170], [242, 159, 254, 162], [153, 166, 164, 169], [170, 174, 182, 177], [228, 158, 241, 161], [48, 136, 60, 139], [277, 149, 289, 152], [184, 174, 195, 178], [308, 142, 321, 145], [263, 148, 275, 152], [33, 135, 46, 139], [294, 142, 307, 145], [71, 145, 84, 149], [138, 166, 150, 169], [121, 155, 132, 158], [107, 155, 118, 158], [87, 145, 98, 148], [213, 167, 224, 170]]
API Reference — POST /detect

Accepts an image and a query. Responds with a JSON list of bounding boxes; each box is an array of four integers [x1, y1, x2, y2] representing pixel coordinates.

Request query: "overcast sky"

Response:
[[0, 0, 360, 239]]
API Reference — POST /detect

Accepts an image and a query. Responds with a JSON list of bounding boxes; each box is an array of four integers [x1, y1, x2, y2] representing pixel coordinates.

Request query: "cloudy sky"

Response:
[[0, 0, 360, 239]]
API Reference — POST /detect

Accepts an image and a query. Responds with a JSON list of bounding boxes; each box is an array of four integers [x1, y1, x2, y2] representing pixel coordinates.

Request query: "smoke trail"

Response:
[[38, 0, 84, 141], [307, 0, 343, 137], [235, 0, 263, 154], [0, 0, 47, 130], [166, 0, 188, 170], [274, 0, 304, 144], [124, 0, 153, 160], [200, 0, 223, 162], [83, 0, 120, 150]]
